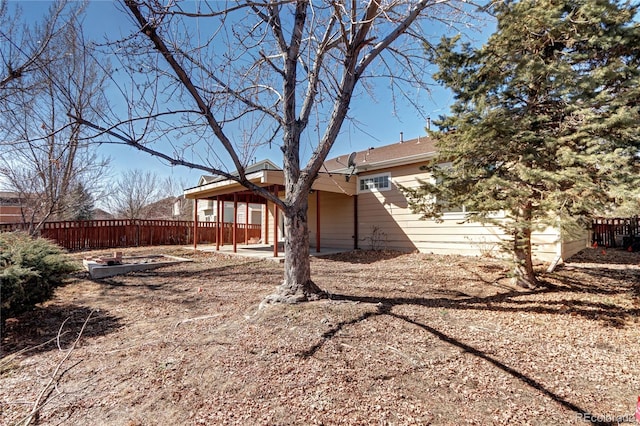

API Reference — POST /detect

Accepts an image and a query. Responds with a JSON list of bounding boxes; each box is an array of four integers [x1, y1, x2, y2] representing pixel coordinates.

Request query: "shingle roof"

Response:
[[197, 159, 282, 186], [323, 136, 436, 173]]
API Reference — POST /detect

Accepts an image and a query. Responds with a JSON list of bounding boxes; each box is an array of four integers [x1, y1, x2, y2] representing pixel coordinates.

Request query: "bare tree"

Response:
[[108, 169, 164, 219], [0, 3, 111, 233], [0, 0, 73, 98], [76, 0, 479, 302]]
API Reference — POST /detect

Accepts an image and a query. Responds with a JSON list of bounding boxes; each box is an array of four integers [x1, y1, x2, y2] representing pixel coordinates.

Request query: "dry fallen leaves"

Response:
[[1, 247, 639, 425]]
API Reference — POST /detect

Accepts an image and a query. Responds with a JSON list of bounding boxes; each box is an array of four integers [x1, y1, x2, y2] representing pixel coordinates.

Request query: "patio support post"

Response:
[[233, 193, 238, 253], [316, 190, 320, 253], [264, 198, 269, 245], [193, 199, 198, 250], [216, 196, 221, 250], [273, 186, 279, 258], [245, 196, 249, 244]]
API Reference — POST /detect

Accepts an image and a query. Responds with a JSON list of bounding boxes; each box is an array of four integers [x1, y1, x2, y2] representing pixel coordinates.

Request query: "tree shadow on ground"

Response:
[[322, 250, 408, 264], [299, 299, 620, 426], [551, 250, 640, 318], [326, 279, 639, 328], [298, 253, 640, 426], [1, 305, 122, 357], [390, 308, 616, 426]]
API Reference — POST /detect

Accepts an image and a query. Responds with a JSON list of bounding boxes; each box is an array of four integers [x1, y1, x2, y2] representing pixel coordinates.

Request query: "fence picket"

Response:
[[0, 219, 261, 251], [591, 217, 640, 249]]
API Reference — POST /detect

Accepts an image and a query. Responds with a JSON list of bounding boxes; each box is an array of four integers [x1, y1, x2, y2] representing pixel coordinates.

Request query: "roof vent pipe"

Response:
[[400, 132, 404, 143], [427, 117, 431, 130]]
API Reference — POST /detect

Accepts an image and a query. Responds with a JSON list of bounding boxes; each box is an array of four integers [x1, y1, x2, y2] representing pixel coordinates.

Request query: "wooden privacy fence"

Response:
[[591, 217, 640, 249], [0, 219, 261, 251]]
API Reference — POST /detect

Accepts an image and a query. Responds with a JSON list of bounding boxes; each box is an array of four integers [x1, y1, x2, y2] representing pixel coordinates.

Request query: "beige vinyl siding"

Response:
[[262, 190, 354, 249], [309, 191, 355, 249], [529, 228, 588, 262], [197, 199, 215, 222], [561, 231, 590, 260], [356, 163, 564, 261], [530, 226, 562, 262]]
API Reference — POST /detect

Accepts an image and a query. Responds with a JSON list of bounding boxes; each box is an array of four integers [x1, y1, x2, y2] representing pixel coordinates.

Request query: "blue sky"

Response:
[[13, 1, 495, 190]]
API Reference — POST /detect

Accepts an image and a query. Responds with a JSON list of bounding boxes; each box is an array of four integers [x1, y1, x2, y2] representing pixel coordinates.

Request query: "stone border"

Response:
[[82, 255, 192, 279]]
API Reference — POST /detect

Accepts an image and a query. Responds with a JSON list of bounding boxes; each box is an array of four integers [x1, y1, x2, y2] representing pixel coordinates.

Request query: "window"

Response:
[[358, 173, 391, 192]]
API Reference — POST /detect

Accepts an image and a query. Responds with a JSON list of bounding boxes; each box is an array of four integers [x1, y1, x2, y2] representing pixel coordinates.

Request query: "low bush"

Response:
[[0, 232, 78, 330]]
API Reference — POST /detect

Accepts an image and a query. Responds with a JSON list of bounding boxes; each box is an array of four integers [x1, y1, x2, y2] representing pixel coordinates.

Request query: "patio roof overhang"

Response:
[[184, 169, 357, 200]]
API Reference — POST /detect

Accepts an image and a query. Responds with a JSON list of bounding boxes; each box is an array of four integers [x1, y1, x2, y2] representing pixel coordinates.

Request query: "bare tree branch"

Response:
[[124, 0, 247, 180], [0, 0, 72, 91], [70, 113, 285, 207], [20, 310, 94, 426]]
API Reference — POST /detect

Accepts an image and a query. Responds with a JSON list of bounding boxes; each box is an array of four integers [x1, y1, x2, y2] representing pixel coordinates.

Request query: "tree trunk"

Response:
[[512, 203, 538, 289], [264, 199, 326, 304]]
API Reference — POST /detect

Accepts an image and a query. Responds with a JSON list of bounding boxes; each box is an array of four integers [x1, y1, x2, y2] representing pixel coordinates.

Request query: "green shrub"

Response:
[[0, 232, 78, 329]]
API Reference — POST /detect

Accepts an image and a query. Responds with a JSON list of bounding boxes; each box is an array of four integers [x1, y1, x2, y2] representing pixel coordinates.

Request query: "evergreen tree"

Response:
[[403, 0, 640, 287], [67, 182, 94, 221]]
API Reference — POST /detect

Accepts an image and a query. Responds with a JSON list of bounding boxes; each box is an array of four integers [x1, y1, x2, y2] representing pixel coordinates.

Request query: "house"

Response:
[[172, 195, 190, 220], [91, 208, 115, 220], [184, 137, 588, 262], [0, 191, 23, 224], [140, 196, 186, 220]]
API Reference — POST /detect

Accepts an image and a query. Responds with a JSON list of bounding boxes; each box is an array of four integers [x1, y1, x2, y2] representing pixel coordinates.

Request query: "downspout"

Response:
[[316, 190, 321, 253]]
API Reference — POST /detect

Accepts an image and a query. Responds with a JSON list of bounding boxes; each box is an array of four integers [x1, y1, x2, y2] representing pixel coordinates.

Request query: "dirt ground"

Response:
[[1, 246, 639, 425]]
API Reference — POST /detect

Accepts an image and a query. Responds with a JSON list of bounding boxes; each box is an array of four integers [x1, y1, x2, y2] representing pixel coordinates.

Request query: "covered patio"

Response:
[[183, 167, 358, 259]]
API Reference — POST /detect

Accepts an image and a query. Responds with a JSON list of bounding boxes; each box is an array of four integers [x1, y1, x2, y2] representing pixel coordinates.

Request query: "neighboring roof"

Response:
[[323, 136, 437, 173], [198, 175, 216, 185], [0, 192, 23, 206], [0, 191, 20, 199], [245, 159, 281, 173], [197, 159, 282, 186], [92, 208, 114, 220], [142, 196, 178, 220]]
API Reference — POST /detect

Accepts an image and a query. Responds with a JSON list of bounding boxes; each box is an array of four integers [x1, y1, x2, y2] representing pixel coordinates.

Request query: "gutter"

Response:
[[328, 151, 438, 174]]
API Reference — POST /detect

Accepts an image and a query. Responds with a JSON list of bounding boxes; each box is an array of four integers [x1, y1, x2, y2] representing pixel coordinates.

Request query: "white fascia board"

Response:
[[356, 152, 437, 173]]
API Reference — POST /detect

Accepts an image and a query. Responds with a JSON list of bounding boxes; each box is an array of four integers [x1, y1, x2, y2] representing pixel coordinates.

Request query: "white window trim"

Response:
[[441, 207, 469, 220], [357, 172, 392, 194]]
